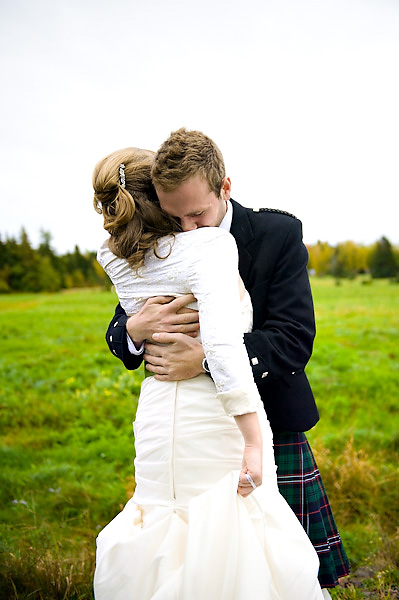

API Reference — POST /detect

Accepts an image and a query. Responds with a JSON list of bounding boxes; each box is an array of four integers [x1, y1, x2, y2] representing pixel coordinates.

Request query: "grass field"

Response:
[[0, 279, 398, 599]]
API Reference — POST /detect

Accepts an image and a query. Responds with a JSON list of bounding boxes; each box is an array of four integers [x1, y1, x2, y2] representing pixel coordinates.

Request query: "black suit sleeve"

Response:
[[106, 303, 144, 371], [243, 218, 316, 384]]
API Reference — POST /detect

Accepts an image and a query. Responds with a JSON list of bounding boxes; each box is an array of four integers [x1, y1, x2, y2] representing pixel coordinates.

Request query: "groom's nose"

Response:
[[180, 217, 198, 231]]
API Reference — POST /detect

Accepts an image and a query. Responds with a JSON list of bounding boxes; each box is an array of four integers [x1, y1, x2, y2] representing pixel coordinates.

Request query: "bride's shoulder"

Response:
[[97, 238, 114, 267], [96, 238, 131, 272], [175, 229, 238, 269], [178, 227, 235, 248]]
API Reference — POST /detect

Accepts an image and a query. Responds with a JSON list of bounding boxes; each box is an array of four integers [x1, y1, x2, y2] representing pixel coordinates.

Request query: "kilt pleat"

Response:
[[273, 431, 350, 588]]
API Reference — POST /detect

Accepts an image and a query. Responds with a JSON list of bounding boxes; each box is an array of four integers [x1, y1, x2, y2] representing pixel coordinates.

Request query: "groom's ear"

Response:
[[220, 177, 231, 201]]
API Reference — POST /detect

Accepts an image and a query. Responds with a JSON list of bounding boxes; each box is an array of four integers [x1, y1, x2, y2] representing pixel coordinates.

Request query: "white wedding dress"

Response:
[[94, 227, 324, 600]]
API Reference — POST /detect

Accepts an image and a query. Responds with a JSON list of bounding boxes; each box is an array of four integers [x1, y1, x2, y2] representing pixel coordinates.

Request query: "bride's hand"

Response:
[[237, 443, 263, 498], [233, 412, 262, 497]]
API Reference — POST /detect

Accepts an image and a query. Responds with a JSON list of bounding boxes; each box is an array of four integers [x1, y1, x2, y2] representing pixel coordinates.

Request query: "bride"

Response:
[[92, 147, 325, 600]]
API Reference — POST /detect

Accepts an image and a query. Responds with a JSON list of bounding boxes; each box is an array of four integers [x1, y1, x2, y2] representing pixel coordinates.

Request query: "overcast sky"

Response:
[[1, 0, 398, 254]]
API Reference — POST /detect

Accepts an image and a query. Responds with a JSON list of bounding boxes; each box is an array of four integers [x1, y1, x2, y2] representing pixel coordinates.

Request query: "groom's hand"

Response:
[[126, 294, 199, 348], [144, 333, 205, 381]]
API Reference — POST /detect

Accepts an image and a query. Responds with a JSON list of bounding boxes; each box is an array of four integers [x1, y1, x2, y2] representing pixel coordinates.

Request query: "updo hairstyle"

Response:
[[93, 147, 181, 269]]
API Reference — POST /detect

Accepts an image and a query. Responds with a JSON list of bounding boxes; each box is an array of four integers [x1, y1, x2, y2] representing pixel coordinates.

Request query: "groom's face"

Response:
[[156, 175, 231, 231]]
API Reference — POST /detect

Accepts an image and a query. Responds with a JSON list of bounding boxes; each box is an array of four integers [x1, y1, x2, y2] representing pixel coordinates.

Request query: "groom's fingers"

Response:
[[144, 333, 205, 381], [144, 296, 175, 305], [143, 349, 165, 366], [169, 294, 196, 310], [174, 312, 199, 324], [169, 319, 200, 332], [144, 364, 166, 375], [150, 332, 180, 344], [143, 339, 172, 370], [145, 294, 195, 305], [143, 295, 199, 330], [169, 296, 199, 327], [145, 294, 197, 314]]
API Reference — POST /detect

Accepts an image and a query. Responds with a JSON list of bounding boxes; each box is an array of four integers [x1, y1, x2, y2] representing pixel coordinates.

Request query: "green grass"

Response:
[[307, 278, 399, 599], [0, 289, 142, 599], [0, 280, 398, 599]]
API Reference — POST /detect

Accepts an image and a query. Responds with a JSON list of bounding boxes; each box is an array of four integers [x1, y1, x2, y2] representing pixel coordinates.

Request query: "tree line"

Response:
[[0, 229, 109, 293], [1, 229, 398, 294], [307, 236, 399, 279]]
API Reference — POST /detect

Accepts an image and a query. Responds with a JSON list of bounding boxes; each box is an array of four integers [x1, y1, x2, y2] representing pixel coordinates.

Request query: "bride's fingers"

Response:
[[237, 483, 255, 497], [238, 477, 255, 489], [237, 471, 262, 494], [245, 473, 257, 490]]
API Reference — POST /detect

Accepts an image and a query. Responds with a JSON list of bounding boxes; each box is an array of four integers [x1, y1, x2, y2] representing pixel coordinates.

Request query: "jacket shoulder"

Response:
[[253, 207, 298, 219], [230, 199, 302, 244]]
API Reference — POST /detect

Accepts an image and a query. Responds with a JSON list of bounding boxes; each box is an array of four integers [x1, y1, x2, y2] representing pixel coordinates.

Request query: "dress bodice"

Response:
[[98, 227, 259, 415]]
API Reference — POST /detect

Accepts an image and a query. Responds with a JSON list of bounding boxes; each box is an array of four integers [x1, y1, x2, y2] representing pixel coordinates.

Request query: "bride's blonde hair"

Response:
[[93, 147, 181, 269]]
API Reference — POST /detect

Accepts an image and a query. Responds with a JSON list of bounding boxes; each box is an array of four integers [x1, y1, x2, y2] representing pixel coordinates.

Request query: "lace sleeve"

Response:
[[187, 229, 261, 416]]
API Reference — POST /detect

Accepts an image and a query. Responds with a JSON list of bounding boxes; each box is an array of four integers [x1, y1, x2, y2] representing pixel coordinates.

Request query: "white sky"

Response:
[[1, 0, 398, 254]]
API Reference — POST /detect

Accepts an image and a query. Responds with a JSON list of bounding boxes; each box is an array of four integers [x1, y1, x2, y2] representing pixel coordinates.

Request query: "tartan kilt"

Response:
[[273, 431, 350, 588]]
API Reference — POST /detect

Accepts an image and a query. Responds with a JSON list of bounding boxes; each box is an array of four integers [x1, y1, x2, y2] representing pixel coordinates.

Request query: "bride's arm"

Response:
[[187, 229, 263, 494], [234, 412, 263, 496], [188, 231, 259, 405]]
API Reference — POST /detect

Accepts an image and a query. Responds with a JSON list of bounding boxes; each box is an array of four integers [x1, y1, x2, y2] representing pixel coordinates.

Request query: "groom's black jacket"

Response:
[[105, 199, 319, 432]]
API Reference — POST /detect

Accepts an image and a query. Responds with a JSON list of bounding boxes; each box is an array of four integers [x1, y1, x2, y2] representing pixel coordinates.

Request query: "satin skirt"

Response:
[[94, 375, 324, 600]]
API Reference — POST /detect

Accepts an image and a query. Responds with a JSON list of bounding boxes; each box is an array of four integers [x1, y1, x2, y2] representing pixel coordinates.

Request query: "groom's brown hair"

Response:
[[151, 128, 226, 197]]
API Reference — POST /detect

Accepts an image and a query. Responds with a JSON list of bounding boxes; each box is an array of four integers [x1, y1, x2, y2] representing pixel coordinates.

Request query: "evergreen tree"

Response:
[[369, 237, 398, 279], [0, 229, 107, 293]]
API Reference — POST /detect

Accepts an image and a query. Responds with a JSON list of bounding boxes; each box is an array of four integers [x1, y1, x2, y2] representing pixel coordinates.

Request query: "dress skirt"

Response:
[[94, 375, 324, 600]]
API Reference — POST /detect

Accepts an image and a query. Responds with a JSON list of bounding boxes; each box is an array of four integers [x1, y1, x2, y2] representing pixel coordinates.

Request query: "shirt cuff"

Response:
[[216, 388, 260, 417], [127, 333, 144, 355]]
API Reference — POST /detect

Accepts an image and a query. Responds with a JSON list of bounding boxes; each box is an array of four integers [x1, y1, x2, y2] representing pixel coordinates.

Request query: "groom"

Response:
[[105, 128, 350, 591]]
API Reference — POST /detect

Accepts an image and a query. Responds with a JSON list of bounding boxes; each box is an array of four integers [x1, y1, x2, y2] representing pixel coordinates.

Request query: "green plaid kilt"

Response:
[[273, 431, 350, 588]]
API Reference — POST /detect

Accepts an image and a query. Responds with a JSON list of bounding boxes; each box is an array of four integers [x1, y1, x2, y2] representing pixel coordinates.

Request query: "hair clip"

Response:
[[119, 164, 126, 188]]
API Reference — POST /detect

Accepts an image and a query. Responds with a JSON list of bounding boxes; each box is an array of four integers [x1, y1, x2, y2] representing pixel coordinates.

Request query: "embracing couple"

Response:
[[92, 128, 350, 599]]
